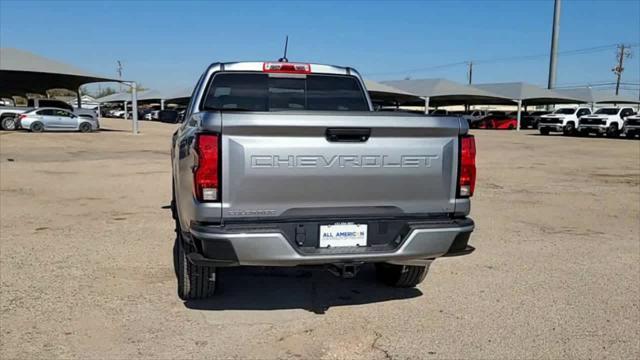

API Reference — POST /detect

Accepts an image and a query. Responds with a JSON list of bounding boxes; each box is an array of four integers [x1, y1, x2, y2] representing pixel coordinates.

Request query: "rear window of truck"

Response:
[[202, 73, 368, 112]]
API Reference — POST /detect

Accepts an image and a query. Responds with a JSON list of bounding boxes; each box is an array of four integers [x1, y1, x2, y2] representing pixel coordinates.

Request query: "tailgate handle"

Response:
[[326, 128, 370, 142]]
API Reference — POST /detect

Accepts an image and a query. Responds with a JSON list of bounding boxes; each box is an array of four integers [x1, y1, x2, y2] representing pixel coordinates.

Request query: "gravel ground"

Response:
[[1, 118, 639, 359]]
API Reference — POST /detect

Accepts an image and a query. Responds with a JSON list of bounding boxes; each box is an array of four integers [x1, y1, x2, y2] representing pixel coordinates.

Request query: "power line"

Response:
[[366, 43, 639, 77], [367, 61, 468, 76]]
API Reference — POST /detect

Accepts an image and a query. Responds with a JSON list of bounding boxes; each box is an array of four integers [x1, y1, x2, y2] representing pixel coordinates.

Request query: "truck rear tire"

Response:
[[174, 231, 217, 300], [375, 262, 430, 288], [1, 115, 17, 131]]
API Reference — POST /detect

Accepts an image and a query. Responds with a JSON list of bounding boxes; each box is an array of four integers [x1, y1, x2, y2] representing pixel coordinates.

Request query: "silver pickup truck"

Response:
[[170, 61, 476, 300]]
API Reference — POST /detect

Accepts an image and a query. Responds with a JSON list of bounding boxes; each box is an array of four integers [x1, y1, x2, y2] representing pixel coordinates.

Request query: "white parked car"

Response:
[[578, 107, 637, 137], [110, 110, 126, 118], [1, 99, 97, 131], [462, 110, 488, 126], [17, 108, 99, 133], [537, 107, 592, 136]]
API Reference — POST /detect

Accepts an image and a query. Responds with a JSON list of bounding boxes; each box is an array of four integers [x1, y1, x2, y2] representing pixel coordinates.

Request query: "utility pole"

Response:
[[117, 60, 123, 92], [465, 61, 473, 112], [547, 0, 561, 90], [612, 44, 632, 95]]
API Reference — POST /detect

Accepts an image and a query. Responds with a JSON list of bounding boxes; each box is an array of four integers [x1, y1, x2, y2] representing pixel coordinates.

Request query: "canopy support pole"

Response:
[[76, 88, 82, 109], [516, 99, 522, 131], [123, 101, 128, 120], [131, 82, 138, 135], [161, 99, 165, 110], [97, 103, 101, 120], [424, 97, 430, 115]]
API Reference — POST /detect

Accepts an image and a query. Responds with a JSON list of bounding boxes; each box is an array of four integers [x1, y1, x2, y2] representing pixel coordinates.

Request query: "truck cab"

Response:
[[578, 107, 637, 137], [538, 107, 591, 136]]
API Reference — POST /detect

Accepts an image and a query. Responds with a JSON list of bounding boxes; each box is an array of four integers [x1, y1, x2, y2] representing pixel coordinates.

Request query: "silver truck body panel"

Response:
[[172, 61, 473, 267]]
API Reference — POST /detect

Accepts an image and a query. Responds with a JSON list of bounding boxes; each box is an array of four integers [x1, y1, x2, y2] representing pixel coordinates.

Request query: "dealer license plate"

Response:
[[319, 223, 367, 248]]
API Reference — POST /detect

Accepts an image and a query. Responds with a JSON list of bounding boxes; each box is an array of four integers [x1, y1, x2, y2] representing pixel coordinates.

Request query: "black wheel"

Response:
[[563, 122, 576, 136], [539, 128, 550, 135], [30, 122, 44, 133], [173, 219, 216, 300], [508, 124, 515, 130], [174, 234, 217, 300], [1, 116, 16, 131], [606, 124, 620, 138], [375, 262, 430, 288], [578, 129, 589, 137], [79, 122, 92, 133]]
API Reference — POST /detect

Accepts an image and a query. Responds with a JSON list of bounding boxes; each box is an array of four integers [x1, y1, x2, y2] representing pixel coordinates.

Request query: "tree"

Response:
[[94, 87, 117, 98], [126, 83, 147, 93]]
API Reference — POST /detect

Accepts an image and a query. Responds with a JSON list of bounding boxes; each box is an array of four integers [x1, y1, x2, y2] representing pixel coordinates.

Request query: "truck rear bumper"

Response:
[[187, 218, 474, 267]]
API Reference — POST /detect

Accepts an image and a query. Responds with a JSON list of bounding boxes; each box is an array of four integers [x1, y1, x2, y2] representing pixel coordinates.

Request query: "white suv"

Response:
[[538, 107, 592, 136], [578, 107, 636, 137]]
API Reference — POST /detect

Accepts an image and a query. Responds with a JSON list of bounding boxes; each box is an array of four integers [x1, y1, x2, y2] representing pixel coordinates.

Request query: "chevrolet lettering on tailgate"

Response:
[[250, 154, 439, 168]]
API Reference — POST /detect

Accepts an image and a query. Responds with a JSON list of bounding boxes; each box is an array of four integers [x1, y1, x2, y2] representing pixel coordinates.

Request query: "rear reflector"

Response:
[[263, 62, 311, 74], [458, 135, 476, 197], [194, 133, 220, 202]]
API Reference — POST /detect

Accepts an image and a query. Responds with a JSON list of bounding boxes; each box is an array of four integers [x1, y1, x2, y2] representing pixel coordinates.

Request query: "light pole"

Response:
[[547, 0, 561, 90]]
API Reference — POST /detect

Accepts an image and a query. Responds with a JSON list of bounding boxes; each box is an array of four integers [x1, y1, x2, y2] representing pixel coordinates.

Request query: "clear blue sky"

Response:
[[1, 0, 639, 96]]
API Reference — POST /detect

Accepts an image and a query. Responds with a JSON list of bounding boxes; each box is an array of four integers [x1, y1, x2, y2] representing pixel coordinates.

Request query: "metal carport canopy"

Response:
[[364, 79, 423, 106], [165, 87, 193, 103], [381, 78, 514, 107], [0, 48, 140, 134], [555, 88, 640, 105], [97, 90, 165, 103], [474, 82, 584, 106], [473, 82, 585, 131], [96, 92, 131, 103], [0, 48, 120, 97]]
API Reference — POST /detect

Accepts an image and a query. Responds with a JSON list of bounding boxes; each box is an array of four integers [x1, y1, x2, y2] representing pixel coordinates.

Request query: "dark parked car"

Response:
[[521, 111, 550, 129], [158, 110, 179, 123]]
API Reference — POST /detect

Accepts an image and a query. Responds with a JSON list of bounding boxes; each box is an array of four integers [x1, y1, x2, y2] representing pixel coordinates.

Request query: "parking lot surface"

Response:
[[1, 119, 639, 359]]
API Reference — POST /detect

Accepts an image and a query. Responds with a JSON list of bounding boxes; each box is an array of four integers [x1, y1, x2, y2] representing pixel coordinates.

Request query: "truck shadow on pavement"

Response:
[[184, 265, 422, 314]]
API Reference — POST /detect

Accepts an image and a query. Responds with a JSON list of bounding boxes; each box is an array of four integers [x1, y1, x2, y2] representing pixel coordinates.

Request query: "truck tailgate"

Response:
[[218, 112, 462, 221]]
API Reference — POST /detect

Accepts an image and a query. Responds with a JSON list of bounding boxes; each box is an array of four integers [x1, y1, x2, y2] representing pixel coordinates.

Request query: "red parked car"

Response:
[[475, 111, 518, 130]]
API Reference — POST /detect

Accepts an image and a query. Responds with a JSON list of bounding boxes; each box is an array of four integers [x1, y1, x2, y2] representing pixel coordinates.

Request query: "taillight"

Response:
[[193, 133, 220, 202], [458, 135, 476, 197], [263, 62, 311, 74]]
